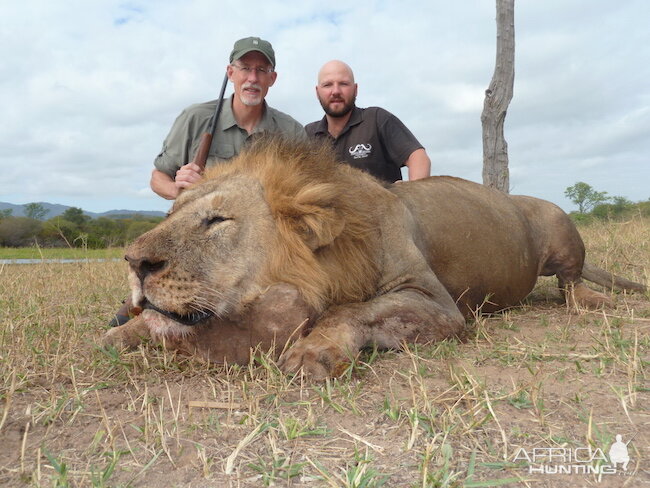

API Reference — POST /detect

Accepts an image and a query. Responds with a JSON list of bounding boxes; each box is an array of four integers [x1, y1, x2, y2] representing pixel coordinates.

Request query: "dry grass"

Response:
[[0, 217, 648, 487]]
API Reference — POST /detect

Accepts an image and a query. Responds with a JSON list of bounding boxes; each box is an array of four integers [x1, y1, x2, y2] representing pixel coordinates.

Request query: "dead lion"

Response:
[[103, 137, 646, 379]]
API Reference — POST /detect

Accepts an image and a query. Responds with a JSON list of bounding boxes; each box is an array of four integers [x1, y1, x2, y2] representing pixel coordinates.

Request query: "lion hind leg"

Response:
[[561, 281, 613, 309], [543, 238, 613, 310], [529, 201, 615, 310]]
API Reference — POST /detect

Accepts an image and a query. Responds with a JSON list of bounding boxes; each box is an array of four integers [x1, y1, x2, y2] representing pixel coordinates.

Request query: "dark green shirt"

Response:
[[305, 106, 423, 182], [154, 95, 306, 177]]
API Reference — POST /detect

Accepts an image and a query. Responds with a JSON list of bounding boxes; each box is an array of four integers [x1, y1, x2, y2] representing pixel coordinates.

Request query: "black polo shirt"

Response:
[[305, 106, 423, 182]]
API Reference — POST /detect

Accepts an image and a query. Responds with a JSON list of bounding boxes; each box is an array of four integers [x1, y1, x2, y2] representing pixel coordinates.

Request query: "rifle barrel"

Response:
[[192, 71, 229, 171]]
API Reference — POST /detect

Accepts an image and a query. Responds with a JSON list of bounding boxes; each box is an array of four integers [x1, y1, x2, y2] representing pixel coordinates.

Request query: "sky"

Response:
[[1, 1, 648, 214]]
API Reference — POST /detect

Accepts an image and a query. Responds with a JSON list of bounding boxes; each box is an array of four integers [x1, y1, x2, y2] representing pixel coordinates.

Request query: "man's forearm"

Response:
[[405, 148, 431, 181], [150, 169, 179, 200]]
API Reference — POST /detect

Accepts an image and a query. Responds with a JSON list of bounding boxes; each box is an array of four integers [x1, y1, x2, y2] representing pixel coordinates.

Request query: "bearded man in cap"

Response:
[[150, 36, 305, 200], [109, 37, 304, 327]]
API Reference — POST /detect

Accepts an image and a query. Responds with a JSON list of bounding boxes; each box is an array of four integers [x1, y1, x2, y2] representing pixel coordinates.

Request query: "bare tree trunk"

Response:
[[481, 0, 515, 193]]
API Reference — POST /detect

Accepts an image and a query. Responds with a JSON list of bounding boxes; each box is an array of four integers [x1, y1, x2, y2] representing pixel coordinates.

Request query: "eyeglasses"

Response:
[[231, 63, 274, 75]]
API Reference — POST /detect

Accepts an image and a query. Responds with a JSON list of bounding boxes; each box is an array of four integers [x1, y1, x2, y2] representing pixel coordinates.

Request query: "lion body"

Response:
[[392, 178, 589, 314], [104, 137, 614, 377]]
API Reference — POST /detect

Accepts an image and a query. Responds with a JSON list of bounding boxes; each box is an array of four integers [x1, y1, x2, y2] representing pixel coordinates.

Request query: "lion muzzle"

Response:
[[143, 301, 214, 326]]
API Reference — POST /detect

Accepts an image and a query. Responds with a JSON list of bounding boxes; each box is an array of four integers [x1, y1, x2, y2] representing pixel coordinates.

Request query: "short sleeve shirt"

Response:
[[154, 95, 306, 177], [305, 106, 423, 182]]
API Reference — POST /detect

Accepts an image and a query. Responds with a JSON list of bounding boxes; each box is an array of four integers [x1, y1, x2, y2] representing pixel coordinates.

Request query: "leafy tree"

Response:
[[41, 218, 80, 247], [0, 217, 43, 246], [639, 200, 650, 217], [564, 182, 609, 213], [125, 221, 159, 243], [24, 202, 50, 221], [87, 217, 126, 248], [0, 209, 13, 219], [61, 207, 90, 227], [592, 196, 633, 219]]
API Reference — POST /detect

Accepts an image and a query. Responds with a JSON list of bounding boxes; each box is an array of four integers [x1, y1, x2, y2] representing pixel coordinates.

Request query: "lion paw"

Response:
[[101, 316, 150, 350], [568, 283, 614, 309], [278, 336, 350, 380], [101, 327, 130, 349]]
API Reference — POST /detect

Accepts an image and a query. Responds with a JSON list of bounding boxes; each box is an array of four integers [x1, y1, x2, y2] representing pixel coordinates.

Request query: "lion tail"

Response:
[[582, 262, 647, 293]]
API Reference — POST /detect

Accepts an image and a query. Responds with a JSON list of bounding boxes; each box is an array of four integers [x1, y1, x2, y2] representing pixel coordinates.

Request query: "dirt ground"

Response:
[[0, 219, 648, 487]]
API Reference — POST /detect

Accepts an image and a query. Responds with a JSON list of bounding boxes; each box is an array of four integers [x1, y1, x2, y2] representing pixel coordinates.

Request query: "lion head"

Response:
[[126, 136, 384, 337]]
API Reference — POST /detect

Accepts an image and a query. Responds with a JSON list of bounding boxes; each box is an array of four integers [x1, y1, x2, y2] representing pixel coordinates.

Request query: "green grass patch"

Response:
[[0, 246, 125, 260]]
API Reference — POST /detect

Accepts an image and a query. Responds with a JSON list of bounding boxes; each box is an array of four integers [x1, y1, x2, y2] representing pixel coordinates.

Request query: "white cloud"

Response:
[[1, 0, 649, 213]]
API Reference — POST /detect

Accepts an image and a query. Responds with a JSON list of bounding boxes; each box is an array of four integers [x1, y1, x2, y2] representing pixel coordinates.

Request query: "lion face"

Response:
[[126, 174, 277, 336], [124, 136, 384, 339]]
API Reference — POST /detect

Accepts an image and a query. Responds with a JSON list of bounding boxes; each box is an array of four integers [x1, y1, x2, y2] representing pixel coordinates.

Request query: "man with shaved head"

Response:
[[306, 60, 431, 182]]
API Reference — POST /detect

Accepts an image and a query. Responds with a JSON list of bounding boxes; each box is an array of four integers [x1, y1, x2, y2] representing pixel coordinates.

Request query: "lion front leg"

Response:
[[102, 315, 151, 350], [278, 289, 465, 380]]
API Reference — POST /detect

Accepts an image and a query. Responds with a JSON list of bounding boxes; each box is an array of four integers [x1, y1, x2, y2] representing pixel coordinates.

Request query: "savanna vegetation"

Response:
[[564, 182, 650, 223], [0, 213, 648, 486], [0, 205, 164, 249]]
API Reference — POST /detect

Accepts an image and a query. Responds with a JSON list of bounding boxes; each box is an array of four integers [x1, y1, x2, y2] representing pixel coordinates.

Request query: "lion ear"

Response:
[[292, 183, 345, 251], [300, 208, 345, 251]]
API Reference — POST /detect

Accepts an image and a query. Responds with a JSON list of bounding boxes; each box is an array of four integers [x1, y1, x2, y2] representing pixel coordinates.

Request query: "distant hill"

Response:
[[0, 201, 165, 219]]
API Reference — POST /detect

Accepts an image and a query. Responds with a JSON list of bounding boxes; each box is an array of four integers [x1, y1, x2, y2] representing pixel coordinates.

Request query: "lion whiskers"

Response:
[[190, 285, 240, 319]]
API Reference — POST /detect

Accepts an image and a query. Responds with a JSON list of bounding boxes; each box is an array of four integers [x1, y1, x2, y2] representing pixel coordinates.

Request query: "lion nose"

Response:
[[125, 255, 167, 282]]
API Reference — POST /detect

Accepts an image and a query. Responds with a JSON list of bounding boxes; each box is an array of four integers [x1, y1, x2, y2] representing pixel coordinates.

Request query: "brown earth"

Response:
[[0, 218, 648, 487]]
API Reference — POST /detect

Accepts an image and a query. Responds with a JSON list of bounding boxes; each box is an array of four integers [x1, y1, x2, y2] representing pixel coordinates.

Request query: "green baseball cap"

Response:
[[230, 37, 276, 68]]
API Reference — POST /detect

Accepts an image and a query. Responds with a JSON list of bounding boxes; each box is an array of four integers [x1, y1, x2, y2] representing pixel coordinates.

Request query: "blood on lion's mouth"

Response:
[[143, 301, 213, 326]]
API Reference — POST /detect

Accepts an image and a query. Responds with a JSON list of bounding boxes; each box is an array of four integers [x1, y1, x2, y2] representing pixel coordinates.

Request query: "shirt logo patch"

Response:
[[348, 143, 372, 159]]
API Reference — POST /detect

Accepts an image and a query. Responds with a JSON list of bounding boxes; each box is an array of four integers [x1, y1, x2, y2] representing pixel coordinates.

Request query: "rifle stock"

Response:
[[192, 132, 214, 172]]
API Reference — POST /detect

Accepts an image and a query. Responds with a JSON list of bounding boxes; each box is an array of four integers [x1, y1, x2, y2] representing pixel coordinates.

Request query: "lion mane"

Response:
[[203, 136, 383, 313]]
